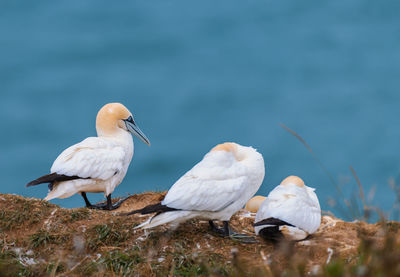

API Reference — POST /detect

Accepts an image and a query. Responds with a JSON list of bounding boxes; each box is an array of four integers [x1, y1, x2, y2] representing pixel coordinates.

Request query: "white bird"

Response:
[[245, 195, 267, 213], [27, 103, 150, 210], [254, 176, 321, 241], [126, 142, 265, 237]]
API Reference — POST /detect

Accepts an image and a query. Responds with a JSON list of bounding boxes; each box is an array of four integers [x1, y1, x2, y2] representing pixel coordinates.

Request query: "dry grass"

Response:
[[0, 192, 399, 276]]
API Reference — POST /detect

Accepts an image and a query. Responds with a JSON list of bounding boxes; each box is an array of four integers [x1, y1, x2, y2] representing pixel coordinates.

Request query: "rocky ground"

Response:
[[0, 192, 399, 276]]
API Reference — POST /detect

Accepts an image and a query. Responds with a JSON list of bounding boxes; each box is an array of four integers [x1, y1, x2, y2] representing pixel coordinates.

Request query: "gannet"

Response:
[[26, 103, 150, 210], [245, 196, 267, 213], [254, 176, 321, 241], [126, 142, 265, 238]]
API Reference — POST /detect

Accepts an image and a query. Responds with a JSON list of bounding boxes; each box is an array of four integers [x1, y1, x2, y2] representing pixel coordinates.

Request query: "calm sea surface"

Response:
[[1, 1, 400, 220]]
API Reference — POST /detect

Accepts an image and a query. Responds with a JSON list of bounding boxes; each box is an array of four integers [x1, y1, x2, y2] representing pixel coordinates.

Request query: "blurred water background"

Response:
[[1, 0, 400, 220]]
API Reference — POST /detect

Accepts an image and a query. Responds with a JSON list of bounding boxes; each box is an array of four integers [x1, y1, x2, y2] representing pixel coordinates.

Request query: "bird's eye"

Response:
[[125, 116, 135, 124]]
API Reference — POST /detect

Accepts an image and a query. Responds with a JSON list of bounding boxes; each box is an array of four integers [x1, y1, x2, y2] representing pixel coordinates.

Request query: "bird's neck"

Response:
[[97, 129, 133, 146]]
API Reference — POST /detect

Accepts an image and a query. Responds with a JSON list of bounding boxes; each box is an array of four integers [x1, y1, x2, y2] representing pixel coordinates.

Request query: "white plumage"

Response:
[[27, 103, 150, 210], [254, 176, 321, 241], [134, 142, 265, 231], [45, 136, 131, 200], [51, 138, 125, 180]]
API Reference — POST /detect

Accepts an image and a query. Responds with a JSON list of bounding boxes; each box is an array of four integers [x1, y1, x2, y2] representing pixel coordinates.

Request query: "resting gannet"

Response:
[[27, 103, 150, 210], [126, 142, 265, 237], [245, 195, 267, 213], [254, 176, 321, 241]]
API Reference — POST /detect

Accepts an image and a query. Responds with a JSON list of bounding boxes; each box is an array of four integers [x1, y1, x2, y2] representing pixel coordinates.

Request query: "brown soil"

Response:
[[0, 192, 399, 276]]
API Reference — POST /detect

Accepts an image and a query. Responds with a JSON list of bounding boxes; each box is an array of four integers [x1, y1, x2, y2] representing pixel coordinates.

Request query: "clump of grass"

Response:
[[0, 250, 34, 277], [173, 253, 231, 277], [55, 208, 90, 224], [141, 230, 164, 252], [172, 253, 208, 276], [77, 261, 99, 276], [0, 210, 31, 231], [167, 242, 230, 276], [353, 228, 400, 276], [46, 261, 66, 275], [87, 223, 128, 250], [0, 209, 42, 232], [69, 208, 90, 222], [98, 247, 143, 275], [0, 198, 53, 232], [29, 230, 61, 248]]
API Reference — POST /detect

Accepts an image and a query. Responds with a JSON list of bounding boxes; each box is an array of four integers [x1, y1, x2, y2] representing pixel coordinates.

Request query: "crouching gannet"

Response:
[[245, 196, 267, 213], [26, 103, 150, 210], [254, 176, 321, 241], [126, 142, 265, 238]]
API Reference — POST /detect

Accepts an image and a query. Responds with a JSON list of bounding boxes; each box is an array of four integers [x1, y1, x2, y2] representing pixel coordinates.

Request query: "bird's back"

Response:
[[257, 184, 321, 234], [162, 146, 264, 213]]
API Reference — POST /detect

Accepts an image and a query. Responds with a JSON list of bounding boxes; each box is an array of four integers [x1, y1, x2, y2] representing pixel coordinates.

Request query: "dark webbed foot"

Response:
[[229, 232, 258, 244], [81, 193, 130, 211], [209, 221, 258, 244], [209, 220, 230, 236], [106, 196, 130, 210], [87, 202, 109, 210]]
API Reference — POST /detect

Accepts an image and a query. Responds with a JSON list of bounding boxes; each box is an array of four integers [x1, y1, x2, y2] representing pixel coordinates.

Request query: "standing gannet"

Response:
[[26, 103, 150, 210], [125, 142, 265, 238], [254, 176, 321, 241]]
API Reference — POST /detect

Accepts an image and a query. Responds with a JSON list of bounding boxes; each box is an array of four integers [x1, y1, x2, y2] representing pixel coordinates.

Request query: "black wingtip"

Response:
[[123, 202, 179, 216], [26, 175, 51, 188], [26, 179, 44, 187], [26, 173, 85, 189], [26, 181, 36, 187], [121, 210, 140, 216], [254, 217, 294, 227]]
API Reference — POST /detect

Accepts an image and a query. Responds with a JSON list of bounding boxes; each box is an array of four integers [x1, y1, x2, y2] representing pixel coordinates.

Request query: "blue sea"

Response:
[[1, 0, 400, 220]]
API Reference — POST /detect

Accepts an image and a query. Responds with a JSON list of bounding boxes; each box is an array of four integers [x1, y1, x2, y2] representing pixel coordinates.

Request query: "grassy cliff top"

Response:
[[0, 192, 399, 276]]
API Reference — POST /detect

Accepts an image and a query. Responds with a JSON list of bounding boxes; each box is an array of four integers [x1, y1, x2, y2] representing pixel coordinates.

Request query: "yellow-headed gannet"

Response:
[[27, 103, 150, 210], [126, 142, 265, 239], [254, 176, 321, 241], [245, 195, 267, 213]]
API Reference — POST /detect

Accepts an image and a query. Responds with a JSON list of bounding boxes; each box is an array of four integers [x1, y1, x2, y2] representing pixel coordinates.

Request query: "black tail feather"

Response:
[[254, 217, 294, 227], [124, 202, 179, 216], [258, 226, 284, 241], [26, 173, 84, 187], [255, 217, 295, 241]]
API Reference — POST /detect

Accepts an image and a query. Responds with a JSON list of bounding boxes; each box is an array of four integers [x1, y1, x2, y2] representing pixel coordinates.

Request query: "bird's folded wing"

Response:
[[260, 191, 321, 234], [162, 173, 247, 212], [50, 137, 125, 180]]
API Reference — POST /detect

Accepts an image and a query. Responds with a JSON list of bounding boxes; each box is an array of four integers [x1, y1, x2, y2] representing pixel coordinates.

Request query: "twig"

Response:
[[349, 165, 370, 220], [65, 256, 89, 274], [49, 259, 60, 277], [279, 123, 336, 187]]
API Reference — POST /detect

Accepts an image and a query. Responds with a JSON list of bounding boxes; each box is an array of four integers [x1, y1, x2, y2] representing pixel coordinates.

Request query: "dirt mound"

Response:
[[0, 193, 399, 276]]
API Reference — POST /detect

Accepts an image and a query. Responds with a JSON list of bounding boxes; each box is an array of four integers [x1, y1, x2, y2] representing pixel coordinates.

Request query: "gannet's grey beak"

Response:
[[124, 116, 151, 146]]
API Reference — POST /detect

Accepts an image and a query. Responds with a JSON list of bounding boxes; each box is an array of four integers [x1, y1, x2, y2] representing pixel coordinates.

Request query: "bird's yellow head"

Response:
[[280, 176, 305, 187], [245, 195, 267, 213], [96, 103, 150, 145], [211, 142, 237, 152], [211, 142, 245, 161]]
